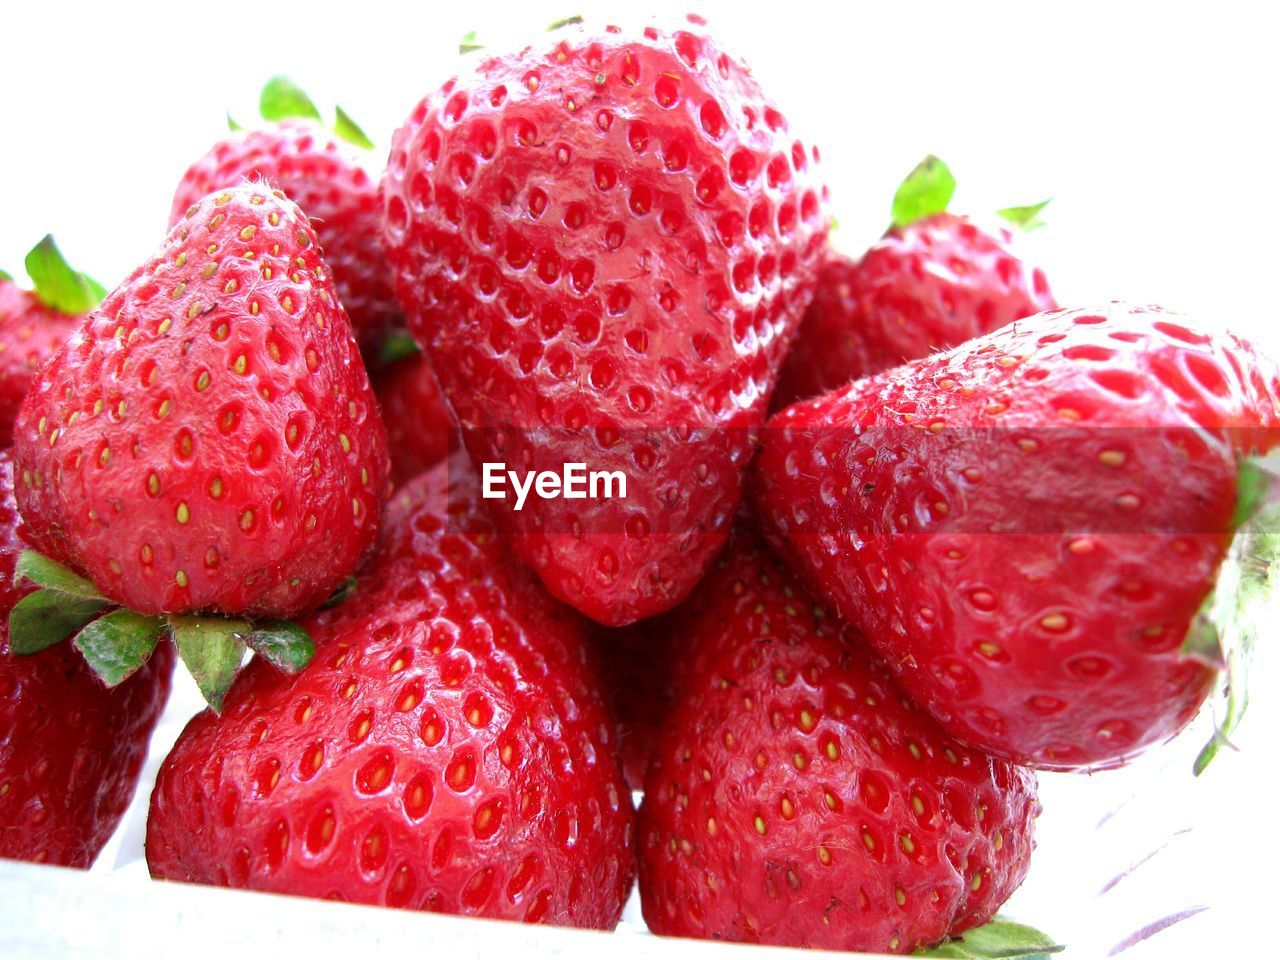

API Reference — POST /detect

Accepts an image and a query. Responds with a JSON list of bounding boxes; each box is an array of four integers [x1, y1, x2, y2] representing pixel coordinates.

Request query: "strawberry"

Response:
[[0, 449, 173, 867], [371, 344, 457, 487], [0, 237, 106, 445], [8, 184, 388, 711], [15, 182, 387, 620], [774, 156, 1056, 408], [147, 453, 635, 927], [171, 77, 400, 356], [382, 17, 829, 625], [755, 303, 1280, 770], [637, 528, 1038, 953]]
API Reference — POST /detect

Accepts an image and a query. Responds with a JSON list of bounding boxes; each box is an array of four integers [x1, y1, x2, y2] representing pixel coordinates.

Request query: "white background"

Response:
[[4, 1, 1279, 353], [3, 2, 1279, 957]]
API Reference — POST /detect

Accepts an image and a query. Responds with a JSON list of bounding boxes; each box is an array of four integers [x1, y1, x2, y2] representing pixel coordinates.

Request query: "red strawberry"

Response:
[[382, 17, 829, 625], [775, 156, 1056, 407], [0, 237, 106, 445], [0, 449, 173, 867], [14, 183, 389, 625], [372, 346, 457, 487], [755, 303, 1280, 770], [637, 528, 1038, 953], [147, 453, 635, 926], [171, 78, 400, 355]]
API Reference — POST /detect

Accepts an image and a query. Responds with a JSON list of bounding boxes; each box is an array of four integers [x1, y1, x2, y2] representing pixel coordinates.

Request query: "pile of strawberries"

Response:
[[2, 16, 1277, 956]]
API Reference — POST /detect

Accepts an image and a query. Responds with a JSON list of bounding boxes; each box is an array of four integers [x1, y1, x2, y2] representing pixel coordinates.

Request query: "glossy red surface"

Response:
[[756, 303, 1280, 769], [171, 123, 400, 355], [147, 454, 635, 926], [638, 529, 1037, 952], [14, 184, 389, 618], [0, 282, 79, 446], [775, 214, 1056, 407], [0, 449, 173, 867], [382, 20, 828, 625]]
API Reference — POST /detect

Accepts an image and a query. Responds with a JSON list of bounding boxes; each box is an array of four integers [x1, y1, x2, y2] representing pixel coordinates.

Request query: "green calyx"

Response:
[[334, 105, 374, 150], [22, 236, 107, 315], [915, 917, 1063, 959], [8, 550, 315, 713], [0, 268, 12, 283], [321, 576, 359, 609], [890, 155, 1052, 232], [459, 30, 483, 55], [75, 610, 165, 687], [378, 328, 421, 366], [547, 15, 583, 31], [242, 76, 374, 150], [997, 198, 1052, 231], [891, 155, 956, 229], [259, 75, 322, 123], [1190, 453, 1280, 775]]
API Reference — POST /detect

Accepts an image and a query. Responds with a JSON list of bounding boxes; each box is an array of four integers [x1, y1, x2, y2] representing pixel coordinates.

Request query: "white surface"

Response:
[[3, 1, 1279, 957], [68, 654, 1279, 958]]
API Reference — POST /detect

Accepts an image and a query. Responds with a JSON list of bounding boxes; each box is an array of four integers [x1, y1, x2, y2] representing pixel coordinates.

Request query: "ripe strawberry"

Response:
[[147, 454, 635, 926], [0, 449, 173, 867], [637, 528, 1038, 953], [0, 237, 106, 445], [756, 303, 1280, 769], [372, 347, 456, 487], [382, 17, 829, 625], [171, 78, 400, 355], [774, 156, 1056, 408], [14, 183, 389, 624]]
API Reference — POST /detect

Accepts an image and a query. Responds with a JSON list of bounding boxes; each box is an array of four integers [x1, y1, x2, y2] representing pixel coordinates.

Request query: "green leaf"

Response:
[[1232, 457, 1268, 529], [170, 616, 248, 713], [322, 576, 359, 609], [997, 198, 1052, 231], [916, 917, 1063, 959], [227, 110, 244, 132], [15, 550, 102, 599], [0, 268, 12, 283], [333, 105, 374, 150], [548, 15, 583, 31], [378, 328, 421, 365], [7, 590, 107, 655], [24, 235, 106, 314], [259, 75, 321, 124], [459, 30, 483, 54], [1194, 454, 1280, 775], [245, 621, 315, 674], [891, 155, 956, 229], [1180, 615, 1224, 669], [73, 609, 164, 686]]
